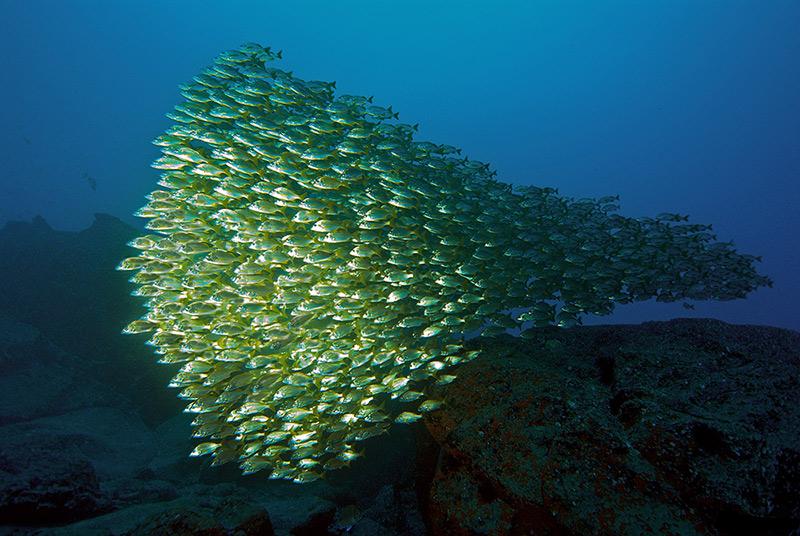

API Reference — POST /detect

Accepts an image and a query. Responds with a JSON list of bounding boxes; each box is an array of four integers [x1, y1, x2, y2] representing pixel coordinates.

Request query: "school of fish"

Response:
[[118, 43, 771, 483]]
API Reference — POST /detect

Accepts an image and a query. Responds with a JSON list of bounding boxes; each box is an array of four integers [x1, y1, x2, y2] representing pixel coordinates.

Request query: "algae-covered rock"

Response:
[[424, 319, 800, 535]]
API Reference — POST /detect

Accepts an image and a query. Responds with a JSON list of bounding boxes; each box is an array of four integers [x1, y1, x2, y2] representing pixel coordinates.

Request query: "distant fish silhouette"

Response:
[[83, 171, 97, 191], [22, 136, 31, 145]]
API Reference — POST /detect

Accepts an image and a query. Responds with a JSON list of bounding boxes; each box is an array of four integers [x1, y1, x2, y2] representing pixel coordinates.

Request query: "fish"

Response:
[[83, 171, 97, 191], [120, 42, 772, 481], [395, 411, 422, 424]]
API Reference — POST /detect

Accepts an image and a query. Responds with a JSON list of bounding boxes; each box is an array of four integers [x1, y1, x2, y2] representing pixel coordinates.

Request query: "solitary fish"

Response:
[[83, 171, 97, 191]]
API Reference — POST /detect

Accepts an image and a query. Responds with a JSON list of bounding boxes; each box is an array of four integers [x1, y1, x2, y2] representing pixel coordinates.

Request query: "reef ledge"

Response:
[[423, 318, 800, 536]]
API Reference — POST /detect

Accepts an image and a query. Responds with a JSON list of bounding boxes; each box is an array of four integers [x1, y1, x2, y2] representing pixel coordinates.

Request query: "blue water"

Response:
[[1, 1, 797, 330]]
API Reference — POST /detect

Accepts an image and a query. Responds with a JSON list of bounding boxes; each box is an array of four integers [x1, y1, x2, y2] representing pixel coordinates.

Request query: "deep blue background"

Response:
[[1, 1, 797, 330]]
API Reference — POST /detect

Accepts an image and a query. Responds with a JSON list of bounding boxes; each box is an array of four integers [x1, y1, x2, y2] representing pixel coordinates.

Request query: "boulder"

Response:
[[0, 407, 157, 526], [45, 486, 274, 536], [0, 317, 123, 426], [424, 319, 800, 536], [0, 214, 181, 425], [0, 452, 111, 526], [329, 484, 426, 536]]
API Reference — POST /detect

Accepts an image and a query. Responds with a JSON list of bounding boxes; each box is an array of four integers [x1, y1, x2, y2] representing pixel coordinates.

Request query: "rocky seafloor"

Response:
[[0, 214, 797, 536]]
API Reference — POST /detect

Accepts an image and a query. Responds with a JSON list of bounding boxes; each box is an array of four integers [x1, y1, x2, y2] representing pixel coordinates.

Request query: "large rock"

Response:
[[0, 407, 157, 526], [45, 485, 274, 536], [329, 484, 427, 536], [0, 214, 180, 424], [424, 319, 800, 536], [0, 451, 111, 526], [143, 413, 205, 484], [0, 214, 139, 362], [0, 317, 122, 426]]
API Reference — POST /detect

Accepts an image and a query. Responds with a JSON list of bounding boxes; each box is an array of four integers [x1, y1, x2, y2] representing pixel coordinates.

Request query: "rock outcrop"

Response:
[[424, 319, 800, 535]]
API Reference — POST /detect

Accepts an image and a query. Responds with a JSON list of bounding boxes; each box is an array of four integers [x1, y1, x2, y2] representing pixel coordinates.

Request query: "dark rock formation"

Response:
[[423, 319, 800, 535], [0, 452, 111, 526], [0, 214, 137, 361], [45, 489, 275, 536], [0, 317, 124, 426], [0, 214, 180, 425]]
